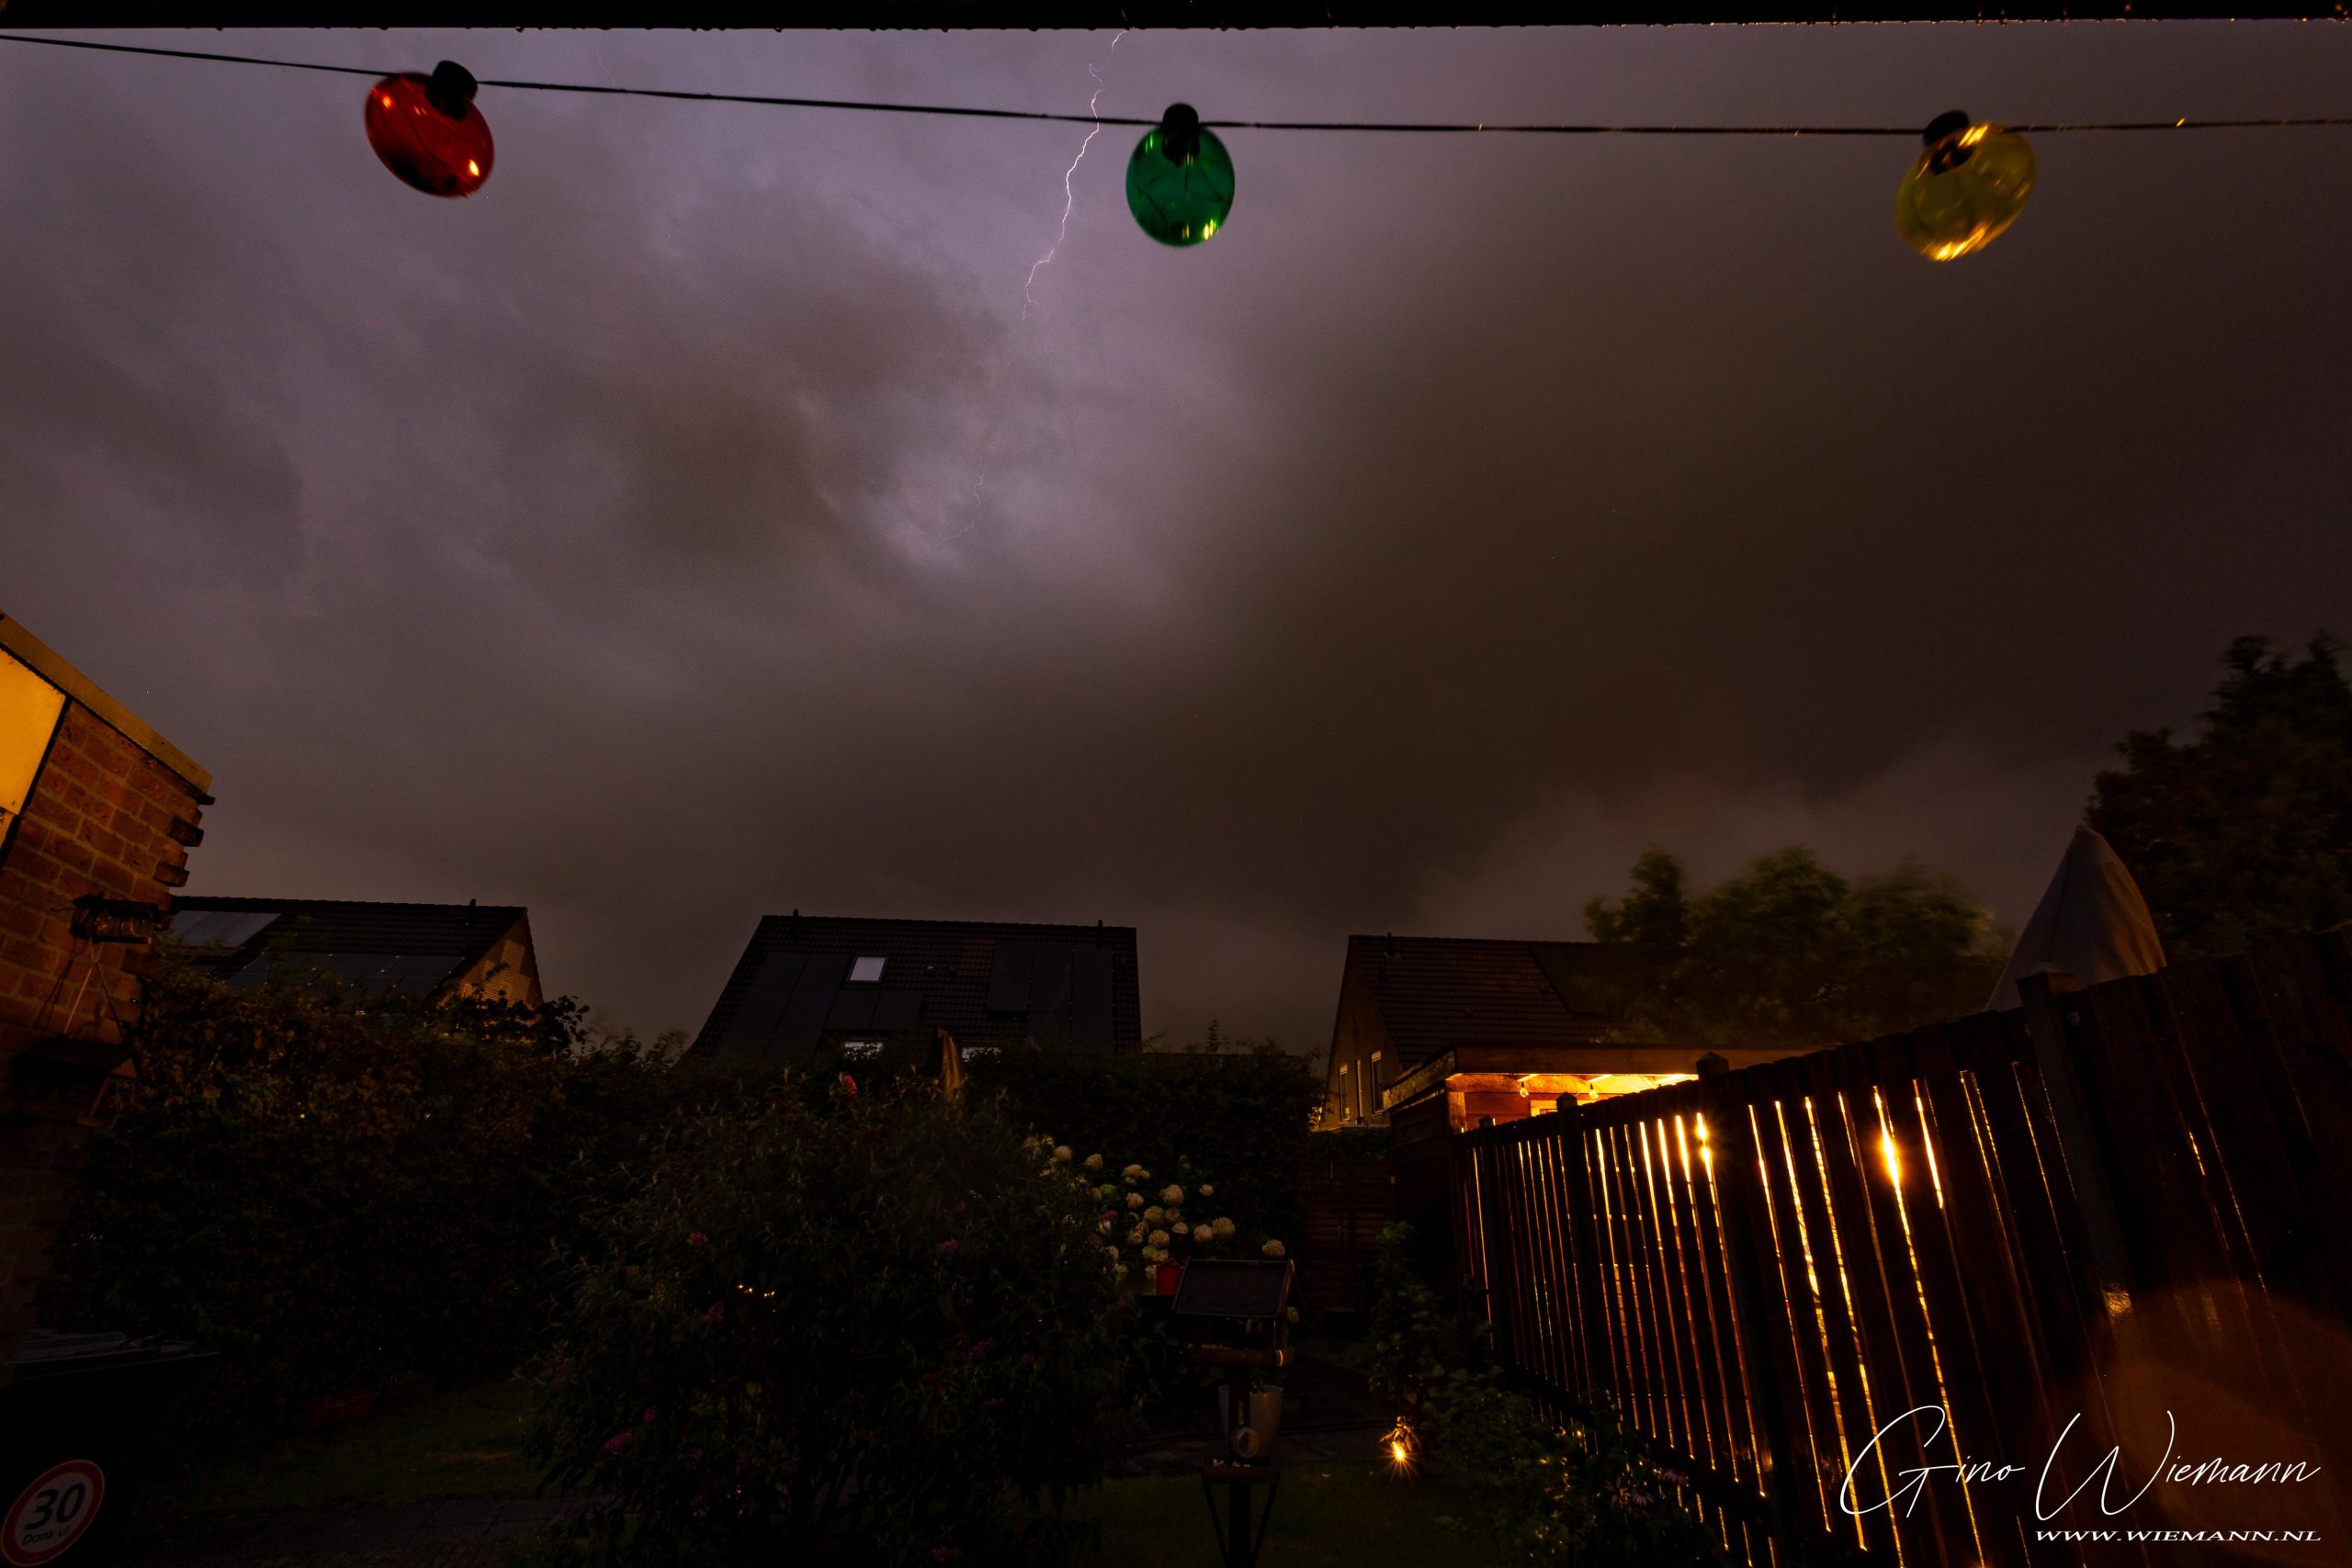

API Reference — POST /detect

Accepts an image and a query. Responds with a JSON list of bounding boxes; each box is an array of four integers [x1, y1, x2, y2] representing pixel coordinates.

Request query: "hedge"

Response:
[[966, 1048, 1324, 1258]]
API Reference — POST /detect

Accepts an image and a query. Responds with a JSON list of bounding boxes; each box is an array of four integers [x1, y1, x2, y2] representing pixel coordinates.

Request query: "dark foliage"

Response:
[[2090, 634, 2352, 957], [967, 1044, 1323, 1266], [40, 958, 741, 1431], [1584, 847, 2007, 1044], [1306, 1125, 1392, 1162], [531, 1087, 1128, 1567], [1366, 1224, 1724, 1567]]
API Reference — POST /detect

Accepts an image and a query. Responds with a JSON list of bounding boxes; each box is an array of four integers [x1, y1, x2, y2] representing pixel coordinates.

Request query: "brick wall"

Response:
[[0, 619, 209, 1377]]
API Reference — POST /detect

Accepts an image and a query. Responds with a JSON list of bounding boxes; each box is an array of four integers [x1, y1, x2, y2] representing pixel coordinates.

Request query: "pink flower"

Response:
[[641, 1407, 658, 1424], [937, 1239, 959, 1255], [601, 1431, 635, 1454], [839, 1073, 859, 1096], [704, 1303, 724, 1324], [688, 1231, 708, 1247]]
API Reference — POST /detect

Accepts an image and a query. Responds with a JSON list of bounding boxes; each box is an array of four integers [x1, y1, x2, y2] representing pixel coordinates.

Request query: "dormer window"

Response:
[[848, 955, 886, 984]]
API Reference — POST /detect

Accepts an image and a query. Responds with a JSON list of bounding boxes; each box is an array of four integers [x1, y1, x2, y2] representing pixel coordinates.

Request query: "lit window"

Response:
[[841, 1040, 885, 1058], [848, 955, 886, 983], [1, 650, 66, 843]]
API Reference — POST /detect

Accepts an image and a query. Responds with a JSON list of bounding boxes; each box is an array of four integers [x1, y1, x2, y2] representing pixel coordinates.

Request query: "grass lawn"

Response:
[[137, 1385, 1496, 1566], [1072, 1461, 1498, 1568], [141, 1379, 546, 1515]]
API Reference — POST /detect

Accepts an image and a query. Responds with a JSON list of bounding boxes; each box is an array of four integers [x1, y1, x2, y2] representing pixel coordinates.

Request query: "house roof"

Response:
[[168, 896, 529, 999], [686, 913, 1142, 1065], [1338, 933, 1629, 1065]]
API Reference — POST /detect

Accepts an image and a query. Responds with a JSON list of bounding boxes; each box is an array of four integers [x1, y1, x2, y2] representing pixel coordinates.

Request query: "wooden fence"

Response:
[[1450, 930, 2352, 1566], [1297, 1153, 1396, 1318]]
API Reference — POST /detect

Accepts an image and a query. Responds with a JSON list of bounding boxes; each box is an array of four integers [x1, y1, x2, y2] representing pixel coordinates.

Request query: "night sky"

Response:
[[6, 24, 2349, 1048]]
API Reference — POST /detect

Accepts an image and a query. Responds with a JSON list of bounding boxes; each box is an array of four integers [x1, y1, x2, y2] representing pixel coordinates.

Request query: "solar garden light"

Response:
[[1172, 1258, 1296, 1568]]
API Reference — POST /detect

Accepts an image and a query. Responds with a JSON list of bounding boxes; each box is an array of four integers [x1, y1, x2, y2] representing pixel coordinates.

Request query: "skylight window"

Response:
[[848, 955, 887, 984]]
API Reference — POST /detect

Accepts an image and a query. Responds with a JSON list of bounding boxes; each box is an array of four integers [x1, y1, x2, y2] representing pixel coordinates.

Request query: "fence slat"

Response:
[[1432, 930, 2352, 1568]]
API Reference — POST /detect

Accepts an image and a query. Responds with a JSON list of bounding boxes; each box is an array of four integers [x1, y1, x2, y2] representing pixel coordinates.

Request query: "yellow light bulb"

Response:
[[1896, 114, 2036, 262]]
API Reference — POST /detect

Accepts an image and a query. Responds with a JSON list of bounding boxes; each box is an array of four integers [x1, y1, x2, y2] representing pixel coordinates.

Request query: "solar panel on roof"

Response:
[[171, 909, 278, 948], [1068, 945, 1114, 1049], [722, 951, 808, 1055], [827, 988, 878, 1030], [985, 941, 1035, 1012], [774, 952, 851, 1055]]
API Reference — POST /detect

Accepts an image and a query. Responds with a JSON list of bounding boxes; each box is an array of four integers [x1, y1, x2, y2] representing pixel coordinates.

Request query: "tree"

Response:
[[2088, 635, 2352, 958], [1582, 848, 2007, 1046]]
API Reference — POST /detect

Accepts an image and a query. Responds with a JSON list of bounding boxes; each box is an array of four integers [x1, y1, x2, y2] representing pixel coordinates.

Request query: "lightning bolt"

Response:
[[1022, 29, 1124, 320]]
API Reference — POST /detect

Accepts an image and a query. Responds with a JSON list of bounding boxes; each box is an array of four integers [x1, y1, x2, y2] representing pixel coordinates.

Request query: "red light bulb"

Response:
[[364, 62, 493, 198]]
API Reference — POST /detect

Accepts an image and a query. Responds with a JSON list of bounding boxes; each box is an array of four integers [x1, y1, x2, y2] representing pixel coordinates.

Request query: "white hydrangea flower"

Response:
[[1143, 1205, 1165, 1224], [1052, 1145, 1072, 1163], [1171, 1221, 1190, 1236], [1261, 1239, 1286, 1258], [1160, 1185, 1184, 1206], [1214, 1217, 1235, 1237], [1083, 1154, 1103, 1172], [1198, 1183, 1215, 1198], [1148, 1229, 1170, 1247], [1126, 1192, 1145, 1209]]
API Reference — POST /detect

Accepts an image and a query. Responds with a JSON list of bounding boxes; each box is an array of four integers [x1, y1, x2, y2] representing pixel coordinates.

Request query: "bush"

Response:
[[40, 958, 723, 1430], [530, 1085, 1129, 1566], [967, 1046, 1322, 1262], [1367, 1224, 1722, 1568]]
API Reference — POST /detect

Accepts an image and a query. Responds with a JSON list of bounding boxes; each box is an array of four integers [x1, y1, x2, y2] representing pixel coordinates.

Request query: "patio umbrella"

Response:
[[1986, 826, 2167, 1010]]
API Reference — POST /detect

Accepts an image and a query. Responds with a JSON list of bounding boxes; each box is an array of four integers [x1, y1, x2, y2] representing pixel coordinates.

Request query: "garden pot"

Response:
[[1217, 1385, 1284, 1460], [1154, 1262, 1183, 1296]]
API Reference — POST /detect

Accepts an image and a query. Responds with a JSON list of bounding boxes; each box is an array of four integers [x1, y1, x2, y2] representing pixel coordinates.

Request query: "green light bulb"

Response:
[[1127, 104, 1234, 247], [1895, 111, 2035, 262]]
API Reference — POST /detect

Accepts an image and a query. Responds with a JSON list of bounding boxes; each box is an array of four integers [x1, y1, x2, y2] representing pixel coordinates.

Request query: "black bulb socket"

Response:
[[1921, 108, 1976, 174], [426, 61, 480, 120], [1158, 103, 1203, 164]]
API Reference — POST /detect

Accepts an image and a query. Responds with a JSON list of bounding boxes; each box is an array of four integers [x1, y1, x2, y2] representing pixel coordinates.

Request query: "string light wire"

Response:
[[5, 31, 2351, 137]]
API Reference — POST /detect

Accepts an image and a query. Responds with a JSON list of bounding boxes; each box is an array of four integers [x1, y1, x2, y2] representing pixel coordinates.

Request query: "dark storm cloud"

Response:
[[6, 25, 2350, 1046]]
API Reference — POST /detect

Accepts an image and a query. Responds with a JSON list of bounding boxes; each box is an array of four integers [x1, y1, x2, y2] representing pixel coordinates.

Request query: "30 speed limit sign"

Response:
[[2, 1460, 106, 1565]]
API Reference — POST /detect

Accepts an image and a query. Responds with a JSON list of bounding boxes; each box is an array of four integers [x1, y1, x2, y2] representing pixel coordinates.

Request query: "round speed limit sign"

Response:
[[2, 1461, 105, 1565]]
